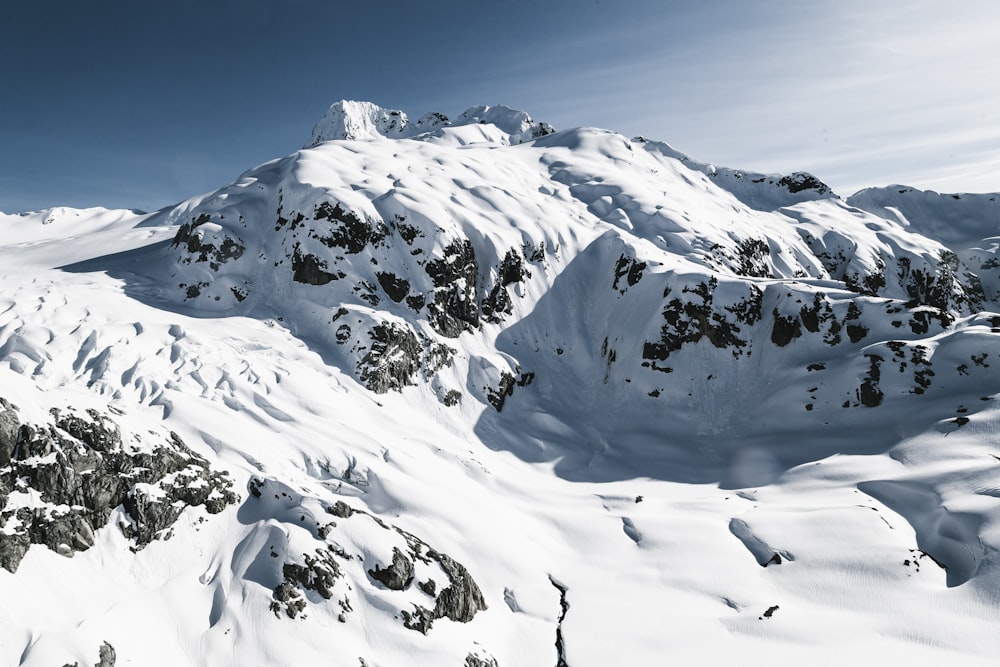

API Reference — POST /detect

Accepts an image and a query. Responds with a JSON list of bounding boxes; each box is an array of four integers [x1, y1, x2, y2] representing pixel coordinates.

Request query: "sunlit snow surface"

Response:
[[1, 104, 1000, 666]]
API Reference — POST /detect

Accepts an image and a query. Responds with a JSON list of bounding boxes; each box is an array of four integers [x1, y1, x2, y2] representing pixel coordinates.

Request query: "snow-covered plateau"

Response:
[[2, 100, 1000, 666]]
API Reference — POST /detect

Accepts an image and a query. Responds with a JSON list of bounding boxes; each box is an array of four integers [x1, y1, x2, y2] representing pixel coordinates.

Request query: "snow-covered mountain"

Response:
[[2, 100, 1000, 666]]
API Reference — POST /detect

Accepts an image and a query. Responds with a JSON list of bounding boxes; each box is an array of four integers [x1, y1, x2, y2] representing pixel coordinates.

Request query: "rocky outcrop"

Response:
[[549, 576, 570, 667], [425, 239, 480, 337], [94, 642, 116, 667], [61, 641, 116, 667], [464, 649, 499, 667], [368, 547, 414, 590], [335, 316, 455, 394], [271, 547, 346, 619], [0, 398, 237, 572], [482, 249, 530, 322], [642, 277, 764, 363], [253, 480, 486, 632], [172, 212, 245, 272]]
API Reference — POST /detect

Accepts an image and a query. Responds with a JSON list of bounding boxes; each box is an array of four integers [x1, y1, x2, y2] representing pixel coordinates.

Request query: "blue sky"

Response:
[[2, 0, 998, 212]]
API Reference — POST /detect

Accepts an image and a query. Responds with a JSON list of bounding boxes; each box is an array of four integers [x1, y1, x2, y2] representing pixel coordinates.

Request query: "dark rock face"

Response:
[[612, 253, 645, 293], [483, 249, 530, 323], [770, 309, 802, 347], [778, 172, 829, 195], [96, 641, 116, 667], [292, 244, 343, 285], [0, 399, 237, 573], [357, 323, 423, 393], [337, 316, 455, 394], [549, 576, 570, 667], [486, 370, 534, 412], [312, 202, 387, 254], [799, 231, 982, 316], [425, 239, 480, 337], [897, 251, 984, 313], [257, 484, 486, 632], [368, 547, 414, 590], [376, 271, 411, 303], [62, 641, 117, 667], [172, 213, 245, 271], [428, 549, 487, 624], [642, 277, 763, 362], [857, 354, 885, 407], [797, 293, 842, 344], [487, 372, 517, 412], [464, 651, 499, 667], [844, 302, 869, 343], [271, 548, 345, 619], [732, 238, 771, 278], [0, 400, 18, 467]]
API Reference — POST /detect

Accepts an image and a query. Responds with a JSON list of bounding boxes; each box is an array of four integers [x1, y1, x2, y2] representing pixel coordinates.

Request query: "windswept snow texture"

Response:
[[2, 101, 1000, 665]]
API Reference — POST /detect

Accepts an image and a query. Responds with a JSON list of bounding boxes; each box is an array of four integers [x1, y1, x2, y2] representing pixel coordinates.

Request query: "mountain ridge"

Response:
[[1, 100, 1000, 666]]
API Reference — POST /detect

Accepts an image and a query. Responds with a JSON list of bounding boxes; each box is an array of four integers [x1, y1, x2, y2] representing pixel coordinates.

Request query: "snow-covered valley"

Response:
[[2, 100, 1000, 666]]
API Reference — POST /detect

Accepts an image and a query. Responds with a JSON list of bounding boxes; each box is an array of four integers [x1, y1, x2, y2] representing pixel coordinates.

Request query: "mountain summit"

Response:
[[1, 101, 999, 666], [307, 99, 555, 146]]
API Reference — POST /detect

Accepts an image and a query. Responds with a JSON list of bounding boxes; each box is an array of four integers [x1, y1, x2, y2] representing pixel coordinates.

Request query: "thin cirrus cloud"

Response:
[[1, 1, 998, 213], [655, 2, 1000, 195], [510, 1, 1000, 196]]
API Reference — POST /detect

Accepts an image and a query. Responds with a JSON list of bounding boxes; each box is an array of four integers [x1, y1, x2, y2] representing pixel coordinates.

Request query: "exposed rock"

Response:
[[464, 649, 499, 667], [0, 398, 18, 467], [430, 549, 487, 624], [897, 252, 984, 313], [425, 239, 480, 337], [390, 213, 424, 246], [778, 172, 829, 195], [770, 309, 802, 347], [368, 547, 415, 590], [857, 354, 885, 407], [272, 548, 346, 618], [549, 576, 570, 667], [401, 604, 435, 634], [376, 271, 411, 303], [487, 372, 517, 412], [642, 277, 763, 362], [482, 249, 529, 323], [327, 500, 355, 518], [172, 213, 245, 271], [732, 238, 771, 278], [96, 641, 116, 667], [612, 253, 645, 292], [291, 244, 343, 285], [312, 201, 387, 254], [259, 489, 486, 632], [0, 401, 237, 572], [357, 322, 423, 393]]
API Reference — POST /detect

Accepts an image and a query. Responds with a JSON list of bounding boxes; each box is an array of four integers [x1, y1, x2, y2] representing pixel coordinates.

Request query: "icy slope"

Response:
[[1, 102, 1000, 666]]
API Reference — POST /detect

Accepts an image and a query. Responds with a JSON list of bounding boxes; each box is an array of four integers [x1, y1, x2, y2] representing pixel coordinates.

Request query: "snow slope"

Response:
[[1, 100, 1000, 666]]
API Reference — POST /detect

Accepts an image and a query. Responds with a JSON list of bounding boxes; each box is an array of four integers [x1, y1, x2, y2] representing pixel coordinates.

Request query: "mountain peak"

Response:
[[306, 100, 554, 147]]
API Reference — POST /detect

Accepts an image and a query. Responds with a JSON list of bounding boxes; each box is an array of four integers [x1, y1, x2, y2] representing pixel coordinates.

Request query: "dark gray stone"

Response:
[[95, 641, 116, 667], [0, 401, 238, 572], [368, 547, 415, 590]]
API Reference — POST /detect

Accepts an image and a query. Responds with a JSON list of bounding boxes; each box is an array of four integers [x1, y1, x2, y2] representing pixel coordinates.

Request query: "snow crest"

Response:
[[307, 99, 554, 147]]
